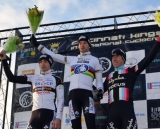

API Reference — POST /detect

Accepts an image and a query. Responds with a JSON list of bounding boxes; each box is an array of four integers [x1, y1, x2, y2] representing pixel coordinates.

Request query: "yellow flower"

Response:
[[155, 11, 160, 27]]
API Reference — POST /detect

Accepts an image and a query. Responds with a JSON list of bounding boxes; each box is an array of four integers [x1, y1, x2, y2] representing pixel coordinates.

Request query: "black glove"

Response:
[[96, 89, 103, 100], [30, 34, 40, 48]]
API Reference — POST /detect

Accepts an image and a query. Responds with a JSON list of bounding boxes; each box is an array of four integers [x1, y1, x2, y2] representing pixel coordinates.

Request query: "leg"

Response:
[[81, 89, 98, 129], [83, 97, 96, 129], [69, 90, 82, 129], [122, 107, 137, 129], [41, 109, 54, 129], [107, 103, 122, 129], [26, 110, 41, 129]]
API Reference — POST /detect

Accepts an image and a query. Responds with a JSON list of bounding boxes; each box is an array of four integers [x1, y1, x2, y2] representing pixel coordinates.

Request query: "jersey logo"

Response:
[[74, 64, 89, 74]]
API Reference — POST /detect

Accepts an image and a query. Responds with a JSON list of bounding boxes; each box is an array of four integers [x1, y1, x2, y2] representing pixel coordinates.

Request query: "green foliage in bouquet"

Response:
[[1, 35, 24, 56], [26, 5, 44, 34]]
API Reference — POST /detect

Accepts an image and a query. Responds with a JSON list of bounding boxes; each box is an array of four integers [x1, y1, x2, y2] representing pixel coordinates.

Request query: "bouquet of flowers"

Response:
[[0, 35, 24, 57], [155, 11, 160, 27], [26, 5, 44, 34]]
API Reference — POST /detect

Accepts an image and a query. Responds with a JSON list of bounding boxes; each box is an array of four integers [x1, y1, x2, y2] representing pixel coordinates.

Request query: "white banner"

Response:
[[134, 100, 148, 129], [14, 111, 31, 129], [146, 72, 160, 100]]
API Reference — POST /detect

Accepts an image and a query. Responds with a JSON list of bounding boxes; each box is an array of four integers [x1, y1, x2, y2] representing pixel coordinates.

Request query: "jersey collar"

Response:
[[80, 51, 91, 56], [40, 69, 53, 75], [114, 65, 125, 71]]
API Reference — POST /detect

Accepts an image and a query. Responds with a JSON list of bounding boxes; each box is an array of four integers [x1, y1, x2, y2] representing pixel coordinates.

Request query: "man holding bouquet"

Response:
[[103, 36, 160, 129], [0, 50, 64, 129], [30, 35, 104, 129]]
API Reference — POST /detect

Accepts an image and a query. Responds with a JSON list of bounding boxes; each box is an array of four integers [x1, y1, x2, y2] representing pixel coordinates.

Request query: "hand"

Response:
[[97, 89, 103, 99], [30, 34, 39, 47], [0, 50, 6, 60], [52, 118, 61, 129]]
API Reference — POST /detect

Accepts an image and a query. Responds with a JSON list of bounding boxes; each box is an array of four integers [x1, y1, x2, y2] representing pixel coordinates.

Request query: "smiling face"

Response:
[[112, 55, 124, 68], [39, 59, 51, 72], [78, 40, 90, 53]]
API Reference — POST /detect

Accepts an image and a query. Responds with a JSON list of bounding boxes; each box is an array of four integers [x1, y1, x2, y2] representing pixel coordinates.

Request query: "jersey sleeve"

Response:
[[94, 57, 103, 72], [37, 44, 73, 64], [55, 76, 64, 120], [2, 59, 31, 84], [94, 57, 103, 91]]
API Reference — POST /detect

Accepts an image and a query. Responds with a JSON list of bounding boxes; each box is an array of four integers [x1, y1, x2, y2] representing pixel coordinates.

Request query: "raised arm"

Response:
[[30, 35, 71, 64], [135, 36, 160, 75], [0, 50, 30, 84]]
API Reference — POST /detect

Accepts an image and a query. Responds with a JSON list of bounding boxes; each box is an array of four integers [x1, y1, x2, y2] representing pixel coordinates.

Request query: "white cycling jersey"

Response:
[[26, 69, 64, 119], [38, 45, 103, 92]]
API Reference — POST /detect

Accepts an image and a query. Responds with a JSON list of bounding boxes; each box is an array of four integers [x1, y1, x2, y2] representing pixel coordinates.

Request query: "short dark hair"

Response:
[[39, 54, 53, 67]]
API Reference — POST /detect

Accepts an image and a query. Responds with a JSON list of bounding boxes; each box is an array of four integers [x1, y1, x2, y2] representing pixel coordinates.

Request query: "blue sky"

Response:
[[0, 0, 160, 30]]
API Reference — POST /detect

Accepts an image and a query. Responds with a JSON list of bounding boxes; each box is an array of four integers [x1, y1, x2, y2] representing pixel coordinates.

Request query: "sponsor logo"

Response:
[[152, 58, 160, 63], [135, 113, 145, 116], [69, 103, 75, 117], [15, 121, 28, 128], [77, 58, 89, 63], [50, 42, 60, 54], [147, 82, 160, 89], [99, 57, 111, 73], [19, 91, 32, 108], [19, 47, 36, 59], [74, 64, 89, 74], [75, 111, 79, 115], [95, 116, 107, 120], [35, 81, 53, 86], [65, 118, 71, 124], [151, 107, 160, 120], [125, 58, 137, 66], [134, 85, 141, 90], [22, 69, 35, 75], [44, 125, 49, 129], [89, 98, 94, 112]]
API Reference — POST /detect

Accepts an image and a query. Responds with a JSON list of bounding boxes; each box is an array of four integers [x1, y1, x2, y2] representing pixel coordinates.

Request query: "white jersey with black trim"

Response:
[[38, 45, 103, 92], [26, 69, 64, 119]]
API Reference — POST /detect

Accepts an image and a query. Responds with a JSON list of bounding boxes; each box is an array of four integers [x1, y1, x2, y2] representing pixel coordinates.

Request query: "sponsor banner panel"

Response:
[[146, 72, 160, 100], [147, 99, 160, 128], [134, 100, 148, 129], [14, 111, 31, 129], [132, 74, 146, 101]]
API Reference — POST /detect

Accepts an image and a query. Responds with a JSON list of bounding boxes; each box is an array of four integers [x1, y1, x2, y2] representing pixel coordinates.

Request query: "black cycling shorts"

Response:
[[69, 89, 96, 129], [107, 101, 137, 129], [26, 108, 54, 129]]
